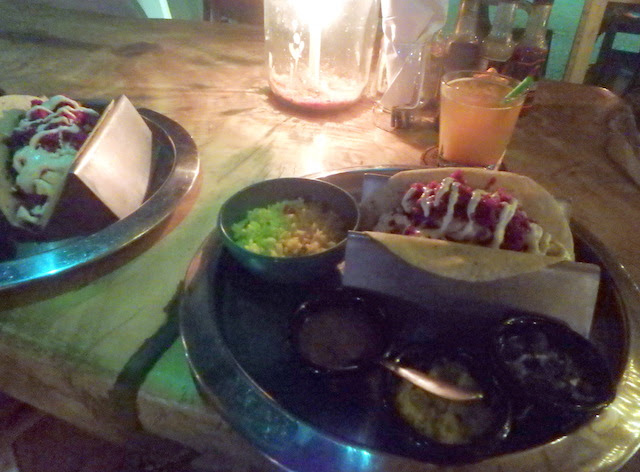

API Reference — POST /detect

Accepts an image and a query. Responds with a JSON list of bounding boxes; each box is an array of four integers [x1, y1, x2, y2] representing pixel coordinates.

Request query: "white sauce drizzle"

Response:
[[378, 176, 559, 255], [491, 198, 518, 249], [9, 95, 99, 225], [13, 145, 76, 194], [456, 190, 484, 240], [433, 180, 459, 238], [401, 185, 420, 214]]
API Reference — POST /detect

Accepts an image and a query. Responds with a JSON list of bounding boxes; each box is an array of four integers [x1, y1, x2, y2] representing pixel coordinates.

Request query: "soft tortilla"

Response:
[[0, 95, 41, 227], [0, 95, 38, 138], [0, 142, 17, 226], [360, 168, 575, 282]]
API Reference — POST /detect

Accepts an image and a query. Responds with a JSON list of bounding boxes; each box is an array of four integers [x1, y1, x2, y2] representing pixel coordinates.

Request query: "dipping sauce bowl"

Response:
[[290, 289, 387, 374], [218, 177, 360, 283], [383, 344, 512, 464], [489, 315, 616, 414]]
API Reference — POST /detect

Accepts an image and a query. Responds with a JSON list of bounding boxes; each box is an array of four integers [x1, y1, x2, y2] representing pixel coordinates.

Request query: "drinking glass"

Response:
[[437, 70, 525, 168]]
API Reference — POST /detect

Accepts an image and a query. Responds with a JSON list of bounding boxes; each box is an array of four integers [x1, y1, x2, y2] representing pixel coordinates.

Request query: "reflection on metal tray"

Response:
[[0, 109, 199, 291], [179, 167, 640, 472]]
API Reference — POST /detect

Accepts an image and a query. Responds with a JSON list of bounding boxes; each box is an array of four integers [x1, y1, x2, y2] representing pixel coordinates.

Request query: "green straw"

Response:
[[502, 75, 534, 103]]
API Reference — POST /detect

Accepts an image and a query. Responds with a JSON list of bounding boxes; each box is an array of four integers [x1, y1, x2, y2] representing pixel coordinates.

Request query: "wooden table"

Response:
[[564, 0, 640, 83], [1, 2, 640, 471]]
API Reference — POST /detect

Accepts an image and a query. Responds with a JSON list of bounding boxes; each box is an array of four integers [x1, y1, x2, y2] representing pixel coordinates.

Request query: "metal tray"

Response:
[[180, 167, 640, 472], [0, 108, 199, 291]]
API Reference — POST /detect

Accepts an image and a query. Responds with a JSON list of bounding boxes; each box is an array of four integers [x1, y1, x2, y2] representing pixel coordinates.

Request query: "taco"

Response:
[[0, 94, 100, 230], [359, 168, 574, 282]]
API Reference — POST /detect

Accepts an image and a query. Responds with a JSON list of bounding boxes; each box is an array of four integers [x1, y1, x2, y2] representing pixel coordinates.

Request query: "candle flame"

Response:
[[290, 0, 345, 30]]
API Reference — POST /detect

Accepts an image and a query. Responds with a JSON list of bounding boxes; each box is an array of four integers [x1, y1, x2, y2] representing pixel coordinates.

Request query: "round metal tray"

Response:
[[180, 167, 640, 472], [0, 108, 199, 291]]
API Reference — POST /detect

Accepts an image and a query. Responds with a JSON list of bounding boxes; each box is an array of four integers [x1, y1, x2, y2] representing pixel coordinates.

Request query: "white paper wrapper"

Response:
[[378, 0, 447, 109]]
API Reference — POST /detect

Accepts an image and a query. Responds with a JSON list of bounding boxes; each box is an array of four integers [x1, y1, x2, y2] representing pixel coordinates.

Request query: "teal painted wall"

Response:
[[544, 0, 586, 80]]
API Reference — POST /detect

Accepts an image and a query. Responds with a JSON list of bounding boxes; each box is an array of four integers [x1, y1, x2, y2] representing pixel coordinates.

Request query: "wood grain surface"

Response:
[[0, 1, 640, 471]]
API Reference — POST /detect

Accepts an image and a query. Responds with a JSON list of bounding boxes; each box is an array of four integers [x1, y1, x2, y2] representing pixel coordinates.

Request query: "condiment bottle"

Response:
[[478, 1, 493, 38], [502, 0, 554, 80], [443, 0, 483, 73], [421, 4, 457, 107], [480, 0, 518, 72]]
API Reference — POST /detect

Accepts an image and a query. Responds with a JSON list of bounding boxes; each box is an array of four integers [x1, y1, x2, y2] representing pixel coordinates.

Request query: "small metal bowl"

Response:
[[381, 343, 512, 464], [218, 177, 360, 283], [489, 315, 616, 415], [290, 289, 388, 374]]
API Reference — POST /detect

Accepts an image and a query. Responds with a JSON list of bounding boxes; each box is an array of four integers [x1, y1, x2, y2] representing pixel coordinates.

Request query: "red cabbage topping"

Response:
[[399, 170, 536, 252]]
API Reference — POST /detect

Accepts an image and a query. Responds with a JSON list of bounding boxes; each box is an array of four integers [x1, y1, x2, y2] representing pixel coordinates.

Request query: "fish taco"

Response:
[[359, 168, 574, 282], [0, 94, 101, 231]]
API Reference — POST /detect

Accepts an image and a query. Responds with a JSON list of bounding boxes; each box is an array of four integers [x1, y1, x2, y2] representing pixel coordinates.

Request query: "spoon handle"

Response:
[[381, 361, 484, 402]]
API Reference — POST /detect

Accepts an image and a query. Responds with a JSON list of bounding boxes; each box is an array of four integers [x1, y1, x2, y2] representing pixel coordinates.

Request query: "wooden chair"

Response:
[[588, 4, 640, 95]]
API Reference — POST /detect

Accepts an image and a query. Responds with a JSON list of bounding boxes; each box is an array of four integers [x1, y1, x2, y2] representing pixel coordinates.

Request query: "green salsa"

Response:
[[231, 199, 345, 257]]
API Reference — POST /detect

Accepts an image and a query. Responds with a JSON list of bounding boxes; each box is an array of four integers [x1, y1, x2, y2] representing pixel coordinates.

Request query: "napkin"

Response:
[[378, 0, 447, 109]]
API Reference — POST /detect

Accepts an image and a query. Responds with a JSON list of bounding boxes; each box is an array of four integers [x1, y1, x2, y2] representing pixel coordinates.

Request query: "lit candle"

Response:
[[293, 0, 343, 85], [309, 19, 321, 83], [266, 0, 378, 110]]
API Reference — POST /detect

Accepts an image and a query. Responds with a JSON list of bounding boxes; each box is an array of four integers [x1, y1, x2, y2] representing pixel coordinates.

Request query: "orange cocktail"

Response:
[[438, 71, 525, 168]]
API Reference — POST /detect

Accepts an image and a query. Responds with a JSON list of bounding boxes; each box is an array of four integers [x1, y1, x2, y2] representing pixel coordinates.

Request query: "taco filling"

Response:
[[373, 170, 564, 257], [4, 95, 100, 226]]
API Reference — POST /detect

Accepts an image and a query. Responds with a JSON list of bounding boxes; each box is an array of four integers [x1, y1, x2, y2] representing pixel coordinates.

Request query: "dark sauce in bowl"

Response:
[[491, 315, 616, 413]]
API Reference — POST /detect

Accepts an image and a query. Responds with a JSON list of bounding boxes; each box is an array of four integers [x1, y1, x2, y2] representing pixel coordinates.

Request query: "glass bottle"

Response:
[[502, 0, 554, 80], [443, 0, 483, 73], [478, 1, 492, 38], [480, 0, 518, 72], [421, 11, 456, 108]]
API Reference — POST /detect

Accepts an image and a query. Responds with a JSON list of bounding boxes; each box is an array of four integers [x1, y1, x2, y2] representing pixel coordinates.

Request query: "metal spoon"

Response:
[[381, 360, 484, 402]]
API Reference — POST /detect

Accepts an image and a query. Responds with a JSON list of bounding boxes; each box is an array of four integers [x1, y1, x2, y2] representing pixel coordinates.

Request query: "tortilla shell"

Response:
[[0, 142, 18, 225], [359, 168, 575, 282], [0, 95, 43, 227], [0, 95, 39, 139], [364, 232, 567, 281]]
